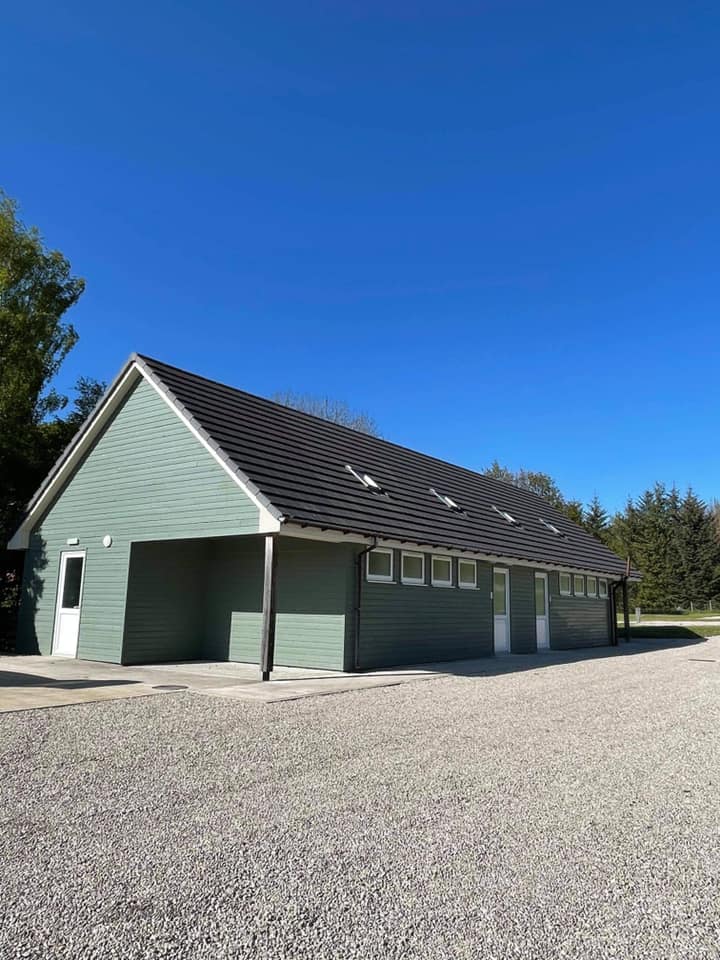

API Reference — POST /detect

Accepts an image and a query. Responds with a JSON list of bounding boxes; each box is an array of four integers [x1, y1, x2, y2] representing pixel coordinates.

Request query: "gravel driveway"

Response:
[[2, 638, 719, 959]]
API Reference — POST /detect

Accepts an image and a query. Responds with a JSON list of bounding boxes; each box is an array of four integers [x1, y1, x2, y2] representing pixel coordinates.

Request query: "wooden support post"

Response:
[[622, 579, 630, 643], [260, 534, 278, 681]]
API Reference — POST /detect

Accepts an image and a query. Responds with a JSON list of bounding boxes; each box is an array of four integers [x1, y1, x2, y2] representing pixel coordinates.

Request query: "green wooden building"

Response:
[[9, 355, 635, 675]]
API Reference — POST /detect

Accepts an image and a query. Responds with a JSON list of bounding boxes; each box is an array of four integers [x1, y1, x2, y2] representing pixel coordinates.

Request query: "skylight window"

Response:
[[429, 488, 463, 512], [345, 464, 385, 494], [491, 504, 520, 526], [539, 518, 562, 536]]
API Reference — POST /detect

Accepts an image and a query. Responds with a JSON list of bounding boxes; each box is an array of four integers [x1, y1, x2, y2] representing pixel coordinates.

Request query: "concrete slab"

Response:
[[0, 660, 164, 713], [2, 636, 711, 711], [0, 655, 443, 710]]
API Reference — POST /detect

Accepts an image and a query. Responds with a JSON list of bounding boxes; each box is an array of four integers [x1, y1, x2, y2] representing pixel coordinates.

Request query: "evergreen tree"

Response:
[[584, 494, 609, 542], [676, 490, 720, 606], [632, 484, 678, 610], [606, 497, 636, 564]]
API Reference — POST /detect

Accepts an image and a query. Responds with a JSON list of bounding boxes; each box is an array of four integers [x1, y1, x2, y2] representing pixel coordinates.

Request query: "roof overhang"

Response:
[[8, 354, 283, 550], [280, 522, 637, 581]]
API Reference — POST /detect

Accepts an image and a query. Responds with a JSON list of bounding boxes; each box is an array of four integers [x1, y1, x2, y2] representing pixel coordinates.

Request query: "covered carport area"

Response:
[[120, 533, 354, 673], [121, 534, 266, 665]]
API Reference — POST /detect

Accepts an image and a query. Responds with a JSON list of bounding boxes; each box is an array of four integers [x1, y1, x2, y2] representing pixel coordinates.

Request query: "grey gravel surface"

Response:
[[2, 638, 719, 960]]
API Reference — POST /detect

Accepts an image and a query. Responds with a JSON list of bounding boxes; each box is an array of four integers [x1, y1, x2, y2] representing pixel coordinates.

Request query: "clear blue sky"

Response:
[[4, 1, 719, 513]]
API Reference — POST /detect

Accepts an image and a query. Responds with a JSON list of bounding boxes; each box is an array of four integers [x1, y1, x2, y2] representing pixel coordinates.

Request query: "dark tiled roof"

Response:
[[140, 355, 630, 577]]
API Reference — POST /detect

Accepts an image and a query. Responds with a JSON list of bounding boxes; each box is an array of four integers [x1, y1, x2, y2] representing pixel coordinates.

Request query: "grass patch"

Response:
[[625, 625, 720, 640], [641, 611, 720, 621]]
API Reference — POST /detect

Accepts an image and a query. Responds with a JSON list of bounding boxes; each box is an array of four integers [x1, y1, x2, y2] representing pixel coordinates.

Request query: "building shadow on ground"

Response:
[[0, 670, 141, 690], [408, 633, 713, 680]]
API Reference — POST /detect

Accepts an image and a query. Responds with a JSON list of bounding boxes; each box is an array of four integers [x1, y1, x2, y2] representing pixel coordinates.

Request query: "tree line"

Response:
[[485, 461, 720, 611]]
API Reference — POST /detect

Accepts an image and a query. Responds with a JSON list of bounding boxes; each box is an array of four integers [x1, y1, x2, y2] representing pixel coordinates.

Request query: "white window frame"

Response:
[[574, 574, 585, 596], [431, 555, 453, 587], [599, 578, 608, 599], [366, 547, 394, 583], [559, 572, 572, 596], [586, 576, 597, 597], [401, 551, 425, 585], [458, 559, 477, 589]]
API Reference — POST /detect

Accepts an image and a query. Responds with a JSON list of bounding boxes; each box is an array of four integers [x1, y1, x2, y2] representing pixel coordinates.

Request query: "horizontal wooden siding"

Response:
[[358, 550, 493, 669], [548, 571, 611, 648], [16, 376, 261, 662]]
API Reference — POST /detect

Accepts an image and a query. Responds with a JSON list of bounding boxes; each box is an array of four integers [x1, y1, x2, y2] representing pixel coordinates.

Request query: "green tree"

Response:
[[675, 489, 720, 606], [0, 192, 85, 538], [631, 484, 681, 610], [0, 191, 99, 644], [484, 461, 581, 521], [583, 494, 609, 542], [606, 497, 635, 564]]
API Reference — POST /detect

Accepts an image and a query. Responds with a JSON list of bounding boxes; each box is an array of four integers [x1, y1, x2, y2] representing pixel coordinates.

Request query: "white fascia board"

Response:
[[8, 361, 142, 549], [8, 355, 282, 550], [279, 522, 627, 581]]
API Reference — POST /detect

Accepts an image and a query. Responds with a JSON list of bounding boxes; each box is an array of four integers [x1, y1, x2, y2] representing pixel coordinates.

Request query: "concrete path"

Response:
[[2, 635, 715, 712], [0, 655, 443, 712]]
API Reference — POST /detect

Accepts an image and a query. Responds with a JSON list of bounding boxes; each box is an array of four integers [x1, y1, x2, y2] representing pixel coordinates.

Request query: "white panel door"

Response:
[[535, 572, 550, 650], [52, 552, 86, 657], [493, 568, 510, 653]]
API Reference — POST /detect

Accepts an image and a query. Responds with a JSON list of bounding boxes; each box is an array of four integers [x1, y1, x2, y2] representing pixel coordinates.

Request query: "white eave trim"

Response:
[[280, 522, 633, 581], [8, 354, 282, 549]]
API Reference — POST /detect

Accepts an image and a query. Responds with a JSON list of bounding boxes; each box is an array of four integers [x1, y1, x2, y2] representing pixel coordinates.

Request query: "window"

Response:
[[587, 576, 597, 597], [61, 556, 85, 609], [599, 578, 608, 599], [493, 570, 508, 615], [458, 559, 477, 589], [492, 505, 520, 526], [366, 548, 393, 582], [430, 488, 463, 512], [346, 465, 385, 494], [574, 574, 585, 596], [539, 518, 562, 536], [431, 555, 452, 587], [559, 573, 572, 596], [401, 551, 425, 585]]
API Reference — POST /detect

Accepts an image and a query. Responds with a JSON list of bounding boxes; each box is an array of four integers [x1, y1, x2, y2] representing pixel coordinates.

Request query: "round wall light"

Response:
[[102, 535, 113, 548]]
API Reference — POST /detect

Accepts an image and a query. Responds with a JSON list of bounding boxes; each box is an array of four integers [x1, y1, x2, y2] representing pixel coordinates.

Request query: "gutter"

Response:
[[353, 537, 377, 671]]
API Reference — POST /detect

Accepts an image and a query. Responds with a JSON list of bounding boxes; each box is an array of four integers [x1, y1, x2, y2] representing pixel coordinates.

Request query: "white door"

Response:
[[493, 568, 510, 653], [535, 572, 550, 650], [52, 552, 86, 657]]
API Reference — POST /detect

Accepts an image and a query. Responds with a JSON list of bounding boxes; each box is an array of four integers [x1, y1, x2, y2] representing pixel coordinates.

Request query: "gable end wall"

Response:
[[16, 376, 261, 661]]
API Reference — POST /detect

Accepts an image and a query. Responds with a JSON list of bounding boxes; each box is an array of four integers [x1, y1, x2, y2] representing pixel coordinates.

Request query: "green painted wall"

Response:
[[123, 540, 209, 664], [16, 375, 261, 662], [357, 550, 493, 669], [203, 536, 264, 662], [509, 565, 536, 653], [357, 555, 613, 667], [202, 536, 354, 670], [547, 571, 611, 648]]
